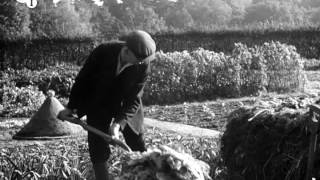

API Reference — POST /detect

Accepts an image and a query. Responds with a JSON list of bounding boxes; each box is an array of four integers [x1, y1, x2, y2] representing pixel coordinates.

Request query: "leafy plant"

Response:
[[0, 85, 45, 117], [0, 127, 223, 180]]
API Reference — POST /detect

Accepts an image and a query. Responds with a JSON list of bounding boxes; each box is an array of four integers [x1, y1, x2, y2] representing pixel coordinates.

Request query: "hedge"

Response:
[[1, 29, 320, 70], [0, 38, 96, 70], [153, 30, 320, 60]]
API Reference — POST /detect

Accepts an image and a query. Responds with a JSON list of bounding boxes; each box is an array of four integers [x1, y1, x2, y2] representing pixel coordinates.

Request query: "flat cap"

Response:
[[121, 30, 156, 62]]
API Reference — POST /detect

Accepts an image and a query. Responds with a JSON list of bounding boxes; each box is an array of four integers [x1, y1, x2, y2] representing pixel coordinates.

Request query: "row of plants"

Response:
[[146, 41, 305, 104], [0, 126, 224, 180], [0, 41, 305, 117]]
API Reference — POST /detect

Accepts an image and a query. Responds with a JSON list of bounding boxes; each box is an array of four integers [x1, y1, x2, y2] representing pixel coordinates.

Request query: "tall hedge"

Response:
[[1, 29, 320, 70], [153, 30, 320, 60], [0, 38, 96, 70]]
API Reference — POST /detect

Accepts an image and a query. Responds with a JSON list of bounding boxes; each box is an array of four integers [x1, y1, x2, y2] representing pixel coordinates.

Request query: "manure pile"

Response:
[[221, 95, 320, 180], [115, 145, 212, 180]]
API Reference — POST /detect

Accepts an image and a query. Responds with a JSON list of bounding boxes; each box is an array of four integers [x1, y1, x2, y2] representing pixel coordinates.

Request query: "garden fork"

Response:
[[61, 117, 132, 152]]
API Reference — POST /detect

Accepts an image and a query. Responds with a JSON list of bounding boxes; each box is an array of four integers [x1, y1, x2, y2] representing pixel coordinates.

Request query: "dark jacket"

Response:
[[67, 41, 150, 134]]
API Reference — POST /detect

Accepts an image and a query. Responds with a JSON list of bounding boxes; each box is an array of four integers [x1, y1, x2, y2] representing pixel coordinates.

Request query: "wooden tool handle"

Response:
[[65, 118, 132, 152]]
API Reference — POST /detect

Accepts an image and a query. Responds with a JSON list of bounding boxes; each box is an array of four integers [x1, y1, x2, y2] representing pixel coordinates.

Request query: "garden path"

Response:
[[144, 118, 221, 138]]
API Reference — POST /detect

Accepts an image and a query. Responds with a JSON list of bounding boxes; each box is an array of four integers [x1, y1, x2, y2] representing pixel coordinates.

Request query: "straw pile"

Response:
[[115, 145, 212, 180], [221, 95, 320, 180]]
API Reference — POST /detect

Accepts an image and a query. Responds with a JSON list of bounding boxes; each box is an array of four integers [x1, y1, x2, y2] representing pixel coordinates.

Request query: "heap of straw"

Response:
[[221, 95, 320, 180], [115, 145, 212, 180]]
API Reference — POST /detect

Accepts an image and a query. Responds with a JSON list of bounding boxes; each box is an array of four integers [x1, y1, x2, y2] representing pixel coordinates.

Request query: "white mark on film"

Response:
[[16, 0, 38, 8]]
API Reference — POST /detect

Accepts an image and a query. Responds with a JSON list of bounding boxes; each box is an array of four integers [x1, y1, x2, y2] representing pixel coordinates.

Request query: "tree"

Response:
[[243, 1, 281, 24], [185, 0, 233, 27], [226, 0, 252, 13], [29, 0, 93, 39], [310, 7, 320, 24], [149, 0, 176, 16], [278, 2, 309, 24], [303, 0, 320, 8], [91, 6, 117, 38], [243, 0, 310, 26], [111, 0, 167, 34], [0, 0, 31, 40], [74, 0, 117, 39], [226, 0, 253, 25], [164, 6, 194, 30]]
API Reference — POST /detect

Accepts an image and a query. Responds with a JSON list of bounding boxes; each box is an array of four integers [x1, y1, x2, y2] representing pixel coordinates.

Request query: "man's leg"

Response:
[[88, 131, 110, 180], [87, 115, 112, 180], [92, 162, 109, 180], [122, 125, 147, 152]]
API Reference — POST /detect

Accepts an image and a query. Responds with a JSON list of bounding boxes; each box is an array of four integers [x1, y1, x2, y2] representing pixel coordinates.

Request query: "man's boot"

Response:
[[92, 162, 109, 180]]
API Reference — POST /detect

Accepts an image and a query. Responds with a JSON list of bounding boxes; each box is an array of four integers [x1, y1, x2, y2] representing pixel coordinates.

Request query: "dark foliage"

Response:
[[221, 96, 320, 180]]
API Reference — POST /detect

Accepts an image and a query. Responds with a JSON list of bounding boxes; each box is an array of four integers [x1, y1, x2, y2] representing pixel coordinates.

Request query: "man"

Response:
[[58, 30, 156, 180]]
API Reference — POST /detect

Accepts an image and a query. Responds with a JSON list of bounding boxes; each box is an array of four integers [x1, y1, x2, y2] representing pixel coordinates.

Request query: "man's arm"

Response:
[[113, 63, 149, 127]]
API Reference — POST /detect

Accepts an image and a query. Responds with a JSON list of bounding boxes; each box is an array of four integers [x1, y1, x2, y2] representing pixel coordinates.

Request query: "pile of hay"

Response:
[[115, 145, 212, 180], [221, 95, 320, 180], [13, 91, 84, 139]]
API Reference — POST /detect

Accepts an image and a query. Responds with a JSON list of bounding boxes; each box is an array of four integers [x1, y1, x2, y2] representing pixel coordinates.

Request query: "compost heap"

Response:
[[221, 95, 320, 180], [115, 145, 212, 180]]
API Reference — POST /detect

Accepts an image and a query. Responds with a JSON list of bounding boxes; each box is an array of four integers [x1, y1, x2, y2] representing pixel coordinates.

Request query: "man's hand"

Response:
[[109, 122, 121, 140], [57, 108, 77, 122]]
